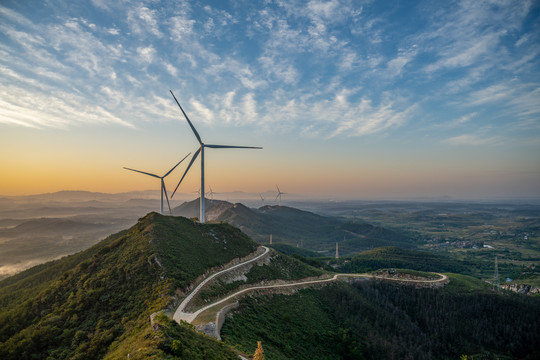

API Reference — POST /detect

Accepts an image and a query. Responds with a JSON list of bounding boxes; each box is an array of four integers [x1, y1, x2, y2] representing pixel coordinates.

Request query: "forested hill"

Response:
[[172, 198, 414, 254], [0, 213, 257, 359], [215, 203, 414, 253]]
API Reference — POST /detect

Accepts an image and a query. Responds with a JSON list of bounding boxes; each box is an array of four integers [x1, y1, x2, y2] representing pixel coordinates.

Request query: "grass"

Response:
[[443, 273, 492, 293]]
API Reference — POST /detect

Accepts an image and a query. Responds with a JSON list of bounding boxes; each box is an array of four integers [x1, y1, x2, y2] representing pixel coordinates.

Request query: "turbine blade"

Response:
[[170, 90, 203, 145], [276, 184, 280, 193], [205, 144, 262, 149], [171, 147, 201, 198], [163, 152, 191, 178], [123, 167, 160, 178], [163, 181, 172, 215], [275, 194, 280, 201]]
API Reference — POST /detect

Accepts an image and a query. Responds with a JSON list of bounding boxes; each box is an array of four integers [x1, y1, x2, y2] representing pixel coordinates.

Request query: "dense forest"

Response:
[[222, 279, 540, 360]]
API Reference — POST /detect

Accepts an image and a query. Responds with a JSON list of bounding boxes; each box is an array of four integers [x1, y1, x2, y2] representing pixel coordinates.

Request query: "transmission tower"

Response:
[[493, 255, 500, 290]]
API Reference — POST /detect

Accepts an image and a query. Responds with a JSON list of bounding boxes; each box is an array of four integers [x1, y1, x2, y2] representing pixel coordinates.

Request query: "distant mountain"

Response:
[[0, 213, 257, 359], [172, 199, 414, 254], [171, 198, 234, 220], [0, 218, 107, 237], [1, 190, 161, 203], [215, 203, 415, 254]]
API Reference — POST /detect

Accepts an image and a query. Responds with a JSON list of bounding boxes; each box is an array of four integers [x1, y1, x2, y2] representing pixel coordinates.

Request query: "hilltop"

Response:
[[0, 213, 258, 359], [173, 198, 414, 254]]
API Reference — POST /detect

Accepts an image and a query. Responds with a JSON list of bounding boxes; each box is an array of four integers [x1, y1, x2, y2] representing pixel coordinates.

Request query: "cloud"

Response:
[[422, 0, 533, 74], [444, 134, 499, 145], [169, 15, 195, 41], [445, 112, 478, 128], [127, 5, 162, 37], [189, 98, 215, 125], [165, 63, 178, 77], [259, 56, 298, 85], [386, 46, 418, 77], [468, 83, 512, 105], [0, 86, 134, 128], [330, 96, 418, 137], [137, 46, 156, 64], [425, 32, 501, 73]]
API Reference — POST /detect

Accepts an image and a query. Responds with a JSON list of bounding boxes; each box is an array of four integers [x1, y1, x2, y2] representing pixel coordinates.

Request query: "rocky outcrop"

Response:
[[502, 283, 540, 295]]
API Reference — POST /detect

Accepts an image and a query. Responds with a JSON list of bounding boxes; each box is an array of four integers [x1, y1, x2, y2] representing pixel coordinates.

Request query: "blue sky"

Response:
[[1, 0, 539, 200]]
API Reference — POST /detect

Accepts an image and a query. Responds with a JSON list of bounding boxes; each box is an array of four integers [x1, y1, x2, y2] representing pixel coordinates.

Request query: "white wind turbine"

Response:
[[275, 185, 287, 205], [124, 153, 190, 215], [207, 186, 217, 202], [169, 90, 262, 223]]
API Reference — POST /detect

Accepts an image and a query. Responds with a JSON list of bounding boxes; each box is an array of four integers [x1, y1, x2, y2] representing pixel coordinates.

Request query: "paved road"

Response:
[[173, 245, 448, 324], [173, 246, 270, 323]]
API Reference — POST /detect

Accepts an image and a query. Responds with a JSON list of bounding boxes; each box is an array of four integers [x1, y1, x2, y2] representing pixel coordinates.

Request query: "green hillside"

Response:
[[334, 246, 469, 274], [0, 213, 257, 359], [216, 204, 414, 254], [327, 246, 527, 282]]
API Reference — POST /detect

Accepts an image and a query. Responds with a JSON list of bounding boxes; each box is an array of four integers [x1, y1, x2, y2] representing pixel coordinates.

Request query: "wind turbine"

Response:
[[259, 193, 265, 204], [207, 186, 217, 202], [169, 90, 262, 223], [275, 185, 287, 205], [124, 153, 190, 215]]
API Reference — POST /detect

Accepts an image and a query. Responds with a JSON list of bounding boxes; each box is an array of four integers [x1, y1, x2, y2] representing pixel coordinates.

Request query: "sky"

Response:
[[1, 0, 539, 201]]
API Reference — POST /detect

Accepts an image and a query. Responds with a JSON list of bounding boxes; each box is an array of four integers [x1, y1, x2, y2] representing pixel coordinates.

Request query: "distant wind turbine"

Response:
[[124, 153, 190, 215], [169, 90, 262, 223], [275, 185, 287, 205], [259, 193, 265, 204], [207, 186, 217, 202]]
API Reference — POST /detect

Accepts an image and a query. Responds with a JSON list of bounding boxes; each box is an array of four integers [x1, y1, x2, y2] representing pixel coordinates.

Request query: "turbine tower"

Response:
[[169, 90, 262, 223], [493, 255, 500, 290], [275, 185, 287, 206], [124, 153, 190, 215]]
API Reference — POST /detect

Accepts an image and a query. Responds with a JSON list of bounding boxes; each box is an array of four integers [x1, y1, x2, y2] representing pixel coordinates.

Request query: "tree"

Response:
[[253, 341, 264, 360]]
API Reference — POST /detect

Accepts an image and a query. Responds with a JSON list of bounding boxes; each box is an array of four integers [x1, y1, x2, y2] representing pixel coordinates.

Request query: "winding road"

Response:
[[173, 246, 448, 325], [173, 246, 270, 323]]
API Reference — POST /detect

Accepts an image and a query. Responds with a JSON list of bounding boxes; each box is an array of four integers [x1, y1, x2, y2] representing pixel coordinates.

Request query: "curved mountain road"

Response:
[[173, 246, 448, 324], [173, 246, 270, 323]]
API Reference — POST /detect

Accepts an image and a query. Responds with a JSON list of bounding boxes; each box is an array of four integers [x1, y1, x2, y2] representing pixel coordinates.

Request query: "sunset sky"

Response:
[[1, 0, 539, 200]]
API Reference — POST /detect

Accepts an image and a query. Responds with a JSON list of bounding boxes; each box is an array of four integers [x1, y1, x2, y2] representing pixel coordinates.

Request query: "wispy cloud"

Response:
[[127, 5, 162, 38], [444, 134, 499, 145], [329, 96, 418, 137], [386, 46, 418, 78], [0, 87, 134, 128], [0, 0, 538, 145]]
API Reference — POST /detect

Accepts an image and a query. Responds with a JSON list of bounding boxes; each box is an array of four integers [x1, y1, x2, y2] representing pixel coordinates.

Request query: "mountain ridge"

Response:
[[0, 212, 257, 359], [172, 198, 414, 254]]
